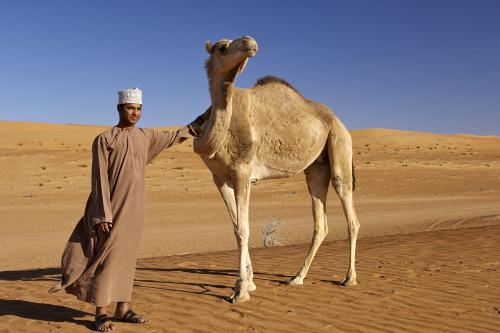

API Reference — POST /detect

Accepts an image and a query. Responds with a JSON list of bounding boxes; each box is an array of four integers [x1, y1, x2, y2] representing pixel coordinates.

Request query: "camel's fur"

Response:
[[193, 36, 360, 303]]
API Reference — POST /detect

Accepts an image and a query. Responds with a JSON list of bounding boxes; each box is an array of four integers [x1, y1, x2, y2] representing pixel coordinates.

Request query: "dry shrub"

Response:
[[261, 218, 283, 247]]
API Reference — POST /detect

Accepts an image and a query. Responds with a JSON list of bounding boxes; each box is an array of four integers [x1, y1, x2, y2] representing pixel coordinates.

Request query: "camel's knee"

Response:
[[348, 219, 360, 236], [314, 223, 328, 240], [236, 228, 249, 244]]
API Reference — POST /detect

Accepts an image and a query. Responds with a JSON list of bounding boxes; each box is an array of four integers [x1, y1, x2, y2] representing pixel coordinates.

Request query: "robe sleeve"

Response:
[[89, 135, 113, 226], [146, 126, 197, 163]]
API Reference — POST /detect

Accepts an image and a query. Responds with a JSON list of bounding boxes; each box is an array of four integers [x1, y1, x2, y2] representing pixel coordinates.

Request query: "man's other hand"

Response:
[[97, 222, 112, 233]]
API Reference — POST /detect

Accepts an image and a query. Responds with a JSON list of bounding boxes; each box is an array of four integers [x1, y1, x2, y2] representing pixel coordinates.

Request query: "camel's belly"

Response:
[[251, 111, 329, 180]]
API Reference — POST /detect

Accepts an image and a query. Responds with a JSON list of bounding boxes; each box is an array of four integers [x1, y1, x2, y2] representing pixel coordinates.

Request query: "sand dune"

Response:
[[0, 121, 499, 332], [1, 121, 498, 270]]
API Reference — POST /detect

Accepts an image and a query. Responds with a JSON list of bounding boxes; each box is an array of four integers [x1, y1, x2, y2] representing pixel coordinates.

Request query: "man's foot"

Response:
[[115, 309, 148, 324], [94, 314, 116, 332]]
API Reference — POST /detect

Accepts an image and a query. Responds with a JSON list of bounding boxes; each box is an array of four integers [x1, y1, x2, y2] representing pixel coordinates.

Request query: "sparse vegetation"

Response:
[[261, 218, 283, 247], [78, 164, 87, 168]]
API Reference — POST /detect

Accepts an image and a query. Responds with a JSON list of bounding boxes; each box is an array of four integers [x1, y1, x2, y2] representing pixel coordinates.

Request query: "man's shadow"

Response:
[[0, 268, 93, 330], [0, 299, 93, 329], [0, 267, 60, 282]]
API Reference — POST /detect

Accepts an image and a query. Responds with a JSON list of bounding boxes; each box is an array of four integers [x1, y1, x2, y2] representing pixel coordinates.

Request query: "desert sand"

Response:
[[0, 120, 499, 332]]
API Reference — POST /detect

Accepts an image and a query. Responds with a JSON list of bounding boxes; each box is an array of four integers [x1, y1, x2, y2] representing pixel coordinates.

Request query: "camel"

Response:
[[193, 36, 360, 303]]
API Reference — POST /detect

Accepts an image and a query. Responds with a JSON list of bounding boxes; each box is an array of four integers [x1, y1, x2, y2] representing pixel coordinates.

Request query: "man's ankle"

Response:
[[115, 302, 129, 315], [96, 306, 107, 316]]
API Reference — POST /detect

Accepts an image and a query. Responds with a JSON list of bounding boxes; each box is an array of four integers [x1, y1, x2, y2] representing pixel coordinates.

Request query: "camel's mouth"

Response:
[[239, 44, 258, 57], [240, 48, 257, 57]]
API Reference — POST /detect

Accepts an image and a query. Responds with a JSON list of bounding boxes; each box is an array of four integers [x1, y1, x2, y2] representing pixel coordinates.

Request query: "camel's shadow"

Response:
[[137, 266, 292, 281], [135, 266, 294, 301]]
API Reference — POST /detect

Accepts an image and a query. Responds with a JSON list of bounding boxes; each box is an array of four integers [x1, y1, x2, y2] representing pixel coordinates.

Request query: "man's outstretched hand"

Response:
[[97, 222, 112, 233], [189, 107, 211, 136]]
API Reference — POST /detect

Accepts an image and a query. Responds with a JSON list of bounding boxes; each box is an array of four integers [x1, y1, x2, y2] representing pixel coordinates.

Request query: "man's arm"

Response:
[[89, 136, 113, 232], [146, 107, 211, 163]]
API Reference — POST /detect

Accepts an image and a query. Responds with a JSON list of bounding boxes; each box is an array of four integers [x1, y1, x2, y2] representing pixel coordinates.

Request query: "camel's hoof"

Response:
[[341, 277, 357, 287], [248, 281, 257, 292], [288, 277, 304, 286], [228, 292, 250, 304]]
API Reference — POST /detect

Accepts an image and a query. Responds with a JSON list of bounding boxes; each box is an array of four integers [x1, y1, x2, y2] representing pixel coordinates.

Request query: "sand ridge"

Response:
[[1, 225, 499, 332]]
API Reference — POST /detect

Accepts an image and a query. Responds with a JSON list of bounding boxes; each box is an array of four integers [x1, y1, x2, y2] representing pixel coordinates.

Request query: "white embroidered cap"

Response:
[[118, 87, 142, 105]]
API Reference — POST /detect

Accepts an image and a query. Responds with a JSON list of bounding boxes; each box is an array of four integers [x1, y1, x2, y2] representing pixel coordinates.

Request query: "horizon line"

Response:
[[1, 119, 498, 138]]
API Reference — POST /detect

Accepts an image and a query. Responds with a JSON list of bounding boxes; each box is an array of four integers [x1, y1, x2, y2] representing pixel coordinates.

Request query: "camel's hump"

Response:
[[254, 76, 302, 96]]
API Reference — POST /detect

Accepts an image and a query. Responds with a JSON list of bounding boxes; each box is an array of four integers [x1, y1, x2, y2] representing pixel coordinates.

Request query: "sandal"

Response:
[[94, 314, 116, 332], [117, 309, 148, 324]]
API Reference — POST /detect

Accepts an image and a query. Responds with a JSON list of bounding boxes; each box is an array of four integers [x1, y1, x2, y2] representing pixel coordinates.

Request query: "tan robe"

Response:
[[50, 125, 196, 307]]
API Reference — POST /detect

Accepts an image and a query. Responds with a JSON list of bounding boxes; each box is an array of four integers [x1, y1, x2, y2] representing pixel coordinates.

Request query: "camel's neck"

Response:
[[193, 76, 234, 157]]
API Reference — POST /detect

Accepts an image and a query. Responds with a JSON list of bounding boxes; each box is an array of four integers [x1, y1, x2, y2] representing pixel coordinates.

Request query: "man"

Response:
[[50, 88, 208, 331]]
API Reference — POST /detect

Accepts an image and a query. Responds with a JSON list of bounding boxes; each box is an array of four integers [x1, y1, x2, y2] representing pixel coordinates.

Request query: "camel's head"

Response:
[[205, 36, 259, 82]]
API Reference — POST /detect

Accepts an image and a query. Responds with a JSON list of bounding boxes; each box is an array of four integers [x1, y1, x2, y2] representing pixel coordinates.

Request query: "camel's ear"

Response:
[[205, 40, 213, 53]]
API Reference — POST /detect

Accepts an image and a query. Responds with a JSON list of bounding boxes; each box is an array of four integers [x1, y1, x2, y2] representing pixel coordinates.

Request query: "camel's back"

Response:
[[230, 78, 333, 178]]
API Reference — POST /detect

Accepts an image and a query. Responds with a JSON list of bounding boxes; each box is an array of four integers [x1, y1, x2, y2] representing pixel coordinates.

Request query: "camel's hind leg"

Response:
[[328, 125, 360, 286], [213, 175, 256, 292], [289, 160, 330, 285]]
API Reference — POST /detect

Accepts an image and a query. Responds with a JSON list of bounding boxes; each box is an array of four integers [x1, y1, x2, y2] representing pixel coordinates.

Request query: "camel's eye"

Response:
[[218, 44, 227, 52]]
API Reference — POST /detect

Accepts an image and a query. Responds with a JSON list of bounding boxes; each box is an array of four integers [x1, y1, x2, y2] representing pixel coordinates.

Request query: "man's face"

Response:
[[118, 103, 142, 126]]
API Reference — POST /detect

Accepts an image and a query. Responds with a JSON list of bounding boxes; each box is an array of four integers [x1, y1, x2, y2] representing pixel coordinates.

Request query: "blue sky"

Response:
[[0, 0, 499, 135]]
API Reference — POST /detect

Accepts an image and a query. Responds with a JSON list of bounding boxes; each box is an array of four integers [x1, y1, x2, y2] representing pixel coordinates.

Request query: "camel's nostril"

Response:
[[242, 36, 252, 41]]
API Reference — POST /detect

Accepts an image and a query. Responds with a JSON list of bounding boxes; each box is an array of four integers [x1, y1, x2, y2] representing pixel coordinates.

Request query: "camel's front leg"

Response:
[[213, 175, 256, 292], [229, 171, 252, 303]]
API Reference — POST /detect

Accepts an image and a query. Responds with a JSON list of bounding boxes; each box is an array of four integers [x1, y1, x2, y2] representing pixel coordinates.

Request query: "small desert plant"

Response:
[[261, 218, 283, 247]]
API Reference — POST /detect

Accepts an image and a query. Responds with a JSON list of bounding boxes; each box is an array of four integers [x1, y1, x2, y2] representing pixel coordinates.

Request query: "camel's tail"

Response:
[[352, 161, 356, 191]]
